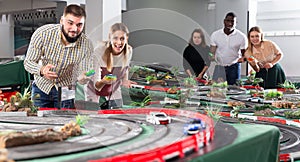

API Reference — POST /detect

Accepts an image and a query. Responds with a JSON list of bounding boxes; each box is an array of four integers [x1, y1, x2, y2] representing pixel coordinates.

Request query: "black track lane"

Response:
[[221, 117, 300, 155]]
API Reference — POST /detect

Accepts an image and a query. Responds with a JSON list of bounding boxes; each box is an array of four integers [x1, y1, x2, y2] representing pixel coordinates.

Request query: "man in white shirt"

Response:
[[210, 12, 247, 85]]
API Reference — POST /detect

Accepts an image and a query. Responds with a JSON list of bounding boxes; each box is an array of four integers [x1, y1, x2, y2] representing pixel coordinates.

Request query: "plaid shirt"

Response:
[[24, 24, 93, 94]]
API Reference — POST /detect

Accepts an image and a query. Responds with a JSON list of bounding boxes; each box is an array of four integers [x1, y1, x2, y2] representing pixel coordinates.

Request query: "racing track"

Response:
[[0, 110, 235, 162], [221, 117, 300, 158]]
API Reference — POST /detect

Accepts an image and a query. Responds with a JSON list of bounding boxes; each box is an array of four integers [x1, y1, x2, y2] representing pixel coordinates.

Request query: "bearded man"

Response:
[[24, 4, 93, 108]]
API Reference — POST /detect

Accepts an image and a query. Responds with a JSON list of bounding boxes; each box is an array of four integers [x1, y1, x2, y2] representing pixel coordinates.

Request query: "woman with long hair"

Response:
[[245, 26, 286, 89], [90, 23, 136, 108], [183, 28, 211, 79]]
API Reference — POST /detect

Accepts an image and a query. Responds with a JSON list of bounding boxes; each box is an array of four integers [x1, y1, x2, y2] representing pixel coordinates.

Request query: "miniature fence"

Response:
[[131, 84, 178, 92]]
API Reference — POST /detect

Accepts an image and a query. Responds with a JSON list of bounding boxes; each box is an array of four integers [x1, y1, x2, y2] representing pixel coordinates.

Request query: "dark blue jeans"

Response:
[[225, 63, 241, 85], [213, 63, 240, 85], [32, 83, 74, 108]]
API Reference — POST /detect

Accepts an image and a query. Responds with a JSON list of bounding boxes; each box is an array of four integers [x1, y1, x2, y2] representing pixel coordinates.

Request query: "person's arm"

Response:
[[237, 49, 246, 63], [24, 28, 58, 80], [24, 29, 45, 76], [210, 45, 217, 61], [197, 65, 208, 79], [95, 72, 116, 91], [95, 79, 107, 91], [93, 44, 113, 91], [241, 49, 246, 56], [122, 69, 137, 88], [77, 40, 94, 85], [245, 50, 260, 72], [271, 53, 282, 65], [264, 53, 282, 69], [238, 34, 248, 63], [183, 46, 194, 77], [199, 47, 212, 78], [185, 69, 192, 77], [264, 42, 283, 69], [40, 64, 58, 80]]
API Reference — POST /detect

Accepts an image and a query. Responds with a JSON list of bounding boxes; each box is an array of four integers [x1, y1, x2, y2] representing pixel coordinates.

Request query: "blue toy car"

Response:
[[183, 118, 206, 135]]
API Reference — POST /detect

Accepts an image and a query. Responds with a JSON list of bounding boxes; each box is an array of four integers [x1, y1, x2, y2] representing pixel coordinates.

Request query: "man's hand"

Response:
[[78, 72, 91, 84], [41, 64, 58, 80], [237, 57, 245, 63]]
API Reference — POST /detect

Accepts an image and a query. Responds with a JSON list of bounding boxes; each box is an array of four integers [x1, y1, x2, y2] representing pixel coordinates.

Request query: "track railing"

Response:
[[88, 108, 215, 162]]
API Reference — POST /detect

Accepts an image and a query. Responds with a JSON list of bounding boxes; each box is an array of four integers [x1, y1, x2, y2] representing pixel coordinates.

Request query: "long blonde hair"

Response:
[[103, 23, 130, 72]]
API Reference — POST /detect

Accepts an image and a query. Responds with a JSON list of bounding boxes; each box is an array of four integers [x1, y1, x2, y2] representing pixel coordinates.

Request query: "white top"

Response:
[[210, 29, 247, 66], [85, 42, 132, 102]]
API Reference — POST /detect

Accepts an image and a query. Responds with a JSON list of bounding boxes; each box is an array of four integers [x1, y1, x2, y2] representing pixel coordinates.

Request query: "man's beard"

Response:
[[61, 25, 82, 43]]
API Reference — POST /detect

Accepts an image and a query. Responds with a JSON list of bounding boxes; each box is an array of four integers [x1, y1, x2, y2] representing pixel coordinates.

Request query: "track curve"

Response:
[[220, 117, 300, 156]]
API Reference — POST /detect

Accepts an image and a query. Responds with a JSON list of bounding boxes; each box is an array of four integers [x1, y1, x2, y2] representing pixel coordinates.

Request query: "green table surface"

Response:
[[0, 60, 30, 94], [191, 124, 280, 162]]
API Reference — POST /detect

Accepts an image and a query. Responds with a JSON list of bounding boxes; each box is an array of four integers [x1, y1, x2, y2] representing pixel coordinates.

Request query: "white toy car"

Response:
[[146, 112, 171, 125], [247, 97, 263, 103]]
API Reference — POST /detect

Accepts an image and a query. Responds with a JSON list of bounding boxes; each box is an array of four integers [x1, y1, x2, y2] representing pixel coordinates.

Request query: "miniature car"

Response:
[[183, 118, 206, 135], [146, 112, 171, 125], [247, 97, 263, 103]]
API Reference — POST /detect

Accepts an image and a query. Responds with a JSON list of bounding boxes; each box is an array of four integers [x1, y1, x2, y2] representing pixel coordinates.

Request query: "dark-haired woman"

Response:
[[183, 28, 211, 79]]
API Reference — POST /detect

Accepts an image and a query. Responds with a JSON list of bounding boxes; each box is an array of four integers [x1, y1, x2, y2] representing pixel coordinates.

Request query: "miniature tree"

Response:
[[75, 114, 90, 127], [183, 77, 197, 88], [208, 81, 228, 98], [279, 80, 296, 93], [205, 106, 222, 122], [230, 105, 246, 119], [130, 95, 152, 107], [2, 87, 38, 114]]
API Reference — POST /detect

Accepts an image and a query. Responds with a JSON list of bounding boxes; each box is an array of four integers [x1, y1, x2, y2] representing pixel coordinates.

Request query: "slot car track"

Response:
[[168, 121, 237, 162], [125, 79, 299, 162], [0, 110, 236, 162], [221, 117, 300, 159], [0, 114, 180, 161]]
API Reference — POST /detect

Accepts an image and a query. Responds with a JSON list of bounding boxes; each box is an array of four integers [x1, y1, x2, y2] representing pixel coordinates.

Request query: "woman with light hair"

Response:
[[87, 23, 136, 109], [245, 26, 286, 89]]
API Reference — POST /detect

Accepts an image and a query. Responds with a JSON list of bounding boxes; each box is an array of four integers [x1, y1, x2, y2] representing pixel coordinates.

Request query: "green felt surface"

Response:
[[0, 60, 30, 94], [191, 124, 280, 162]]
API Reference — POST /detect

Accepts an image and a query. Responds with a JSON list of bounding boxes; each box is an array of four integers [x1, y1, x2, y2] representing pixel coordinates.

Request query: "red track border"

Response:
[[85, 108, 215, 162]]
